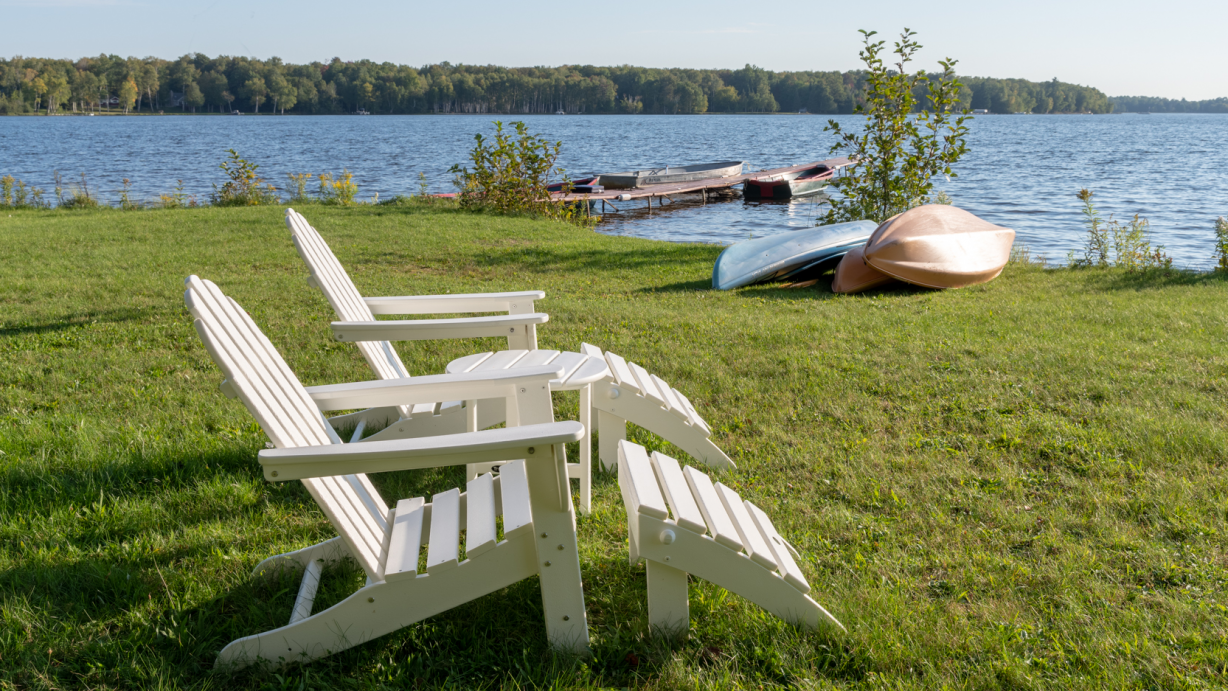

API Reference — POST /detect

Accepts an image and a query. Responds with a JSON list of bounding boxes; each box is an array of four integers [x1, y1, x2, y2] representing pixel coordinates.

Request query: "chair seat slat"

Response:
[[465, 474, 498, 559], [384, 497, 425, 582], [603, 352, 640, 393], [426, 489, 460, 573], [498, 460, 533, 539]]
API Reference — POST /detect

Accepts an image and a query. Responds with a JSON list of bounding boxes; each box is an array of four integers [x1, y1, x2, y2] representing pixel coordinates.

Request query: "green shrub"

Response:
[[449, 120, 590, 227], [823, 29, 971, 224], [1071, 189, 1171, 270], [1215, 216, 1228, 271], [210, 149, 278, 206], [286, 173, 313, 204], [317, 170, 359, 205]]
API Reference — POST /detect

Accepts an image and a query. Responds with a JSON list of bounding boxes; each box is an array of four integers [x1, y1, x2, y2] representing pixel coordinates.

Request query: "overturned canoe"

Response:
[[712, 220, 877, 290], [743, 163, 835, 200], [597, 161, 745, 189], [832, 245, 899, 294], [864, 205, 1015, 289]]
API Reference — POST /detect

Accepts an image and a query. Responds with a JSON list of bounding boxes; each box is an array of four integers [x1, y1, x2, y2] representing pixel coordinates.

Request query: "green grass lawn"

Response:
[[1, 204, 1226, 689]]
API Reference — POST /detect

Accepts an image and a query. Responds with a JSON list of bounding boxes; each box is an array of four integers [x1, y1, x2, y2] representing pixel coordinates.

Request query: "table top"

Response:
[[446, 349, 611, 391]]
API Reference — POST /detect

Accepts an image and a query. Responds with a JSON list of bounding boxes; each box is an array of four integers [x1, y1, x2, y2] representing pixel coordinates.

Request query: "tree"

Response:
[[222, 90, 235, 112], [242, 76, 266, 113], [267, 70, 295, 113], [119, 77, 137, 114], [44, 72, 69, 114], [31, 76, 46, 112], [199, 70, 229, 111], [183, 81, 204, 112], [72, 69, 100, 112], [822, 29, 971, 223]]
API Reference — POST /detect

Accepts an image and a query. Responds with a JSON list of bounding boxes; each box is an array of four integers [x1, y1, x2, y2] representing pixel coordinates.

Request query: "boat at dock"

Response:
[[546, 177, 604, 194], [743, 163, 836, 200], [595, 161, 745, 189], [712, 220, 878, 290]]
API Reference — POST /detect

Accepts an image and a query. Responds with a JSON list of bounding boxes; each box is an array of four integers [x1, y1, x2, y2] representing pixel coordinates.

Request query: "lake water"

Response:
[[2, 113, 1226, 268]]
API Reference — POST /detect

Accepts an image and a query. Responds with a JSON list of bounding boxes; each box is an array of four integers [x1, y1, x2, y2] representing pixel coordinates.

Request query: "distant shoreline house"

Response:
[[169, 90, 185, 109]]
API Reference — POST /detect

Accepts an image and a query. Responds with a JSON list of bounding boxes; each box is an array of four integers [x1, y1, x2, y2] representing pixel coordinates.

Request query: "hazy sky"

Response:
[[4, 0, 1226, 100]]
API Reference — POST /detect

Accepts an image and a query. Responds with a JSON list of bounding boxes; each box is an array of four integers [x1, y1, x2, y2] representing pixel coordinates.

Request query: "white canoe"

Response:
[[712, 220, 877, 290]]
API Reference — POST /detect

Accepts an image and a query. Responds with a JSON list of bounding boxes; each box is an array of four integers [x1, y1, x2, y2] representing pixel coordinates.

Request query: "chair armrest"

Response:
[[258, 421, 584, 481], [304, 365, 564, 411], [364, 291, 545, 315], [331, 313, 548, 343]]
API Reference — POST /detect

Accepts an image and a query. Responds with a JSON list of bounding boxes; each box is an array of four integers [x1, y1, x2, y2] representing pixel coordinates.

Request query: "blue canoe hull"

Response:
[[712, 220, 878, 290]]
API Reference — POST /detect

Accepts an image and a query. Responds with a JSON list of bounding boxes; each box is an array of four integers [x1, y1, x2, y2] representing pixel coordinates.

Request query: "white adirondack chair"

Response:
[[617, 440, 845, 636], [185, 275, 589, 667], [285, 208, 733, 514]]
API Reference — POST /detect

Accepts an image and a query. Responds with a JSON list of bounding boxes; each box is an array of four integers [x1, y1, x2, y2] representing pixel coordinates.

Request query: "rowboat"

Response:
[[546, 177, 604, 194], [596, 161, 745, 189], [862, 205, 1015, 289], [712, 220, 878, 290], [743, 163, 836, 200]]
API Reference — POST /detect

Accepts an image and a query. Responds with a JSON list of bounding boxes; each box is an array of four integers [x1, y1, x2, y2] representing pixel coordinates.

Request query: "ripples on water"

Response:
[[1, 113, 1225, 267]]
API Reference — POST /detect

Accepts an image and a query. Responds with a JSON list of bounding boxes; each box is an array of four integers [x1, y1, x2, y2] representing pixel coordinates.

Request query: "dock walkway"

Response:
[[552, 157, 852, 203]]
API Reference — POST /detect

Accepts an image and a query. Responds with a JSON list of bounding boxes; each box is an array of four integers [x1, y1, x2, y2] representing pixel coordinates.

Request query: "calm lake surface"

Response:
[[2, 113, 1226, 267]]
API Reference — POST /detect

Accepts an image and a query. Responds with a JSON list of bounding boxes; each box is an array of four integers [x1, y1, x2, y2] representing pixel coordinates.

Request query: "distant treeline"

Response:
[[0, 54, 1137, 116], [1110, 95, 1228, 113]]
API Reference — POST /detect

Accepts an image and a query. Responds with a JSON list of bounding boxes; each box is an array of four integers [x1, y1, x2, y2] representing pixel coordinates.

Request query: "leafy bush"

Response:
[[823, 29, 970, 224], [1, 175, 48, 209], [1071, 189, 1171, 270], [449, 121, 590, 226], [1215, 217, 1228, 271], [317, 170, 359, 205], [286, 173, 314, 204], [211, 149, 278, 206]]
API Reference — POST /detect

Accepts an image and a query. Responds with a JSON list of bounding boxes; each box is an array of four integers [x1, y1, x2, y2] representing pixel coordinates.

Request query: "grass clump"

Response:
[[1, 206, 1228, 688]]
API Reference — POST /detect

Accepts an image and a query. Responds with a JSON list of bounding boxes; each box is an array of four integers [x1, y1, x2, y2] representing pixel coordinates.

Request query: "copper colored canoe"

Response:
[[864, 205, 1014, 289], [832, 245, 899, 294]]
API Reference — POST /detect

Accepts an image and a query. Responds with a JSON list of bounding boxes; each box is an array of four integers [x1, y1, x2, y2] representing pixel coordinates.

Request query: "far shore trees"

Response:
[[0, 53, 1140, 116]]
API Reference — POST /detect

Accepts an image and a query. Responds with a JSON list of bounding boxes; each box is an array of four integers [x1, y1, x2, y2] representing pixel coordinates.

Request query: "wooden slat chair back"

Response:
[[185, 275, 589, 666], [285, 209, 418, 421], [616, 439, 844, 636], [185, 275, 391, 576]]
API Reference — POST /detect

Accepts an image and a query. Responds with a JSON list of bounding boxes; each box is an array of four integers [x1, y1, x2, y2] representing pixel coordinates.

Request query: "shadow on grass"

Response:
[[0, 308, 149, 336], [1067, 265, 1228, 292]]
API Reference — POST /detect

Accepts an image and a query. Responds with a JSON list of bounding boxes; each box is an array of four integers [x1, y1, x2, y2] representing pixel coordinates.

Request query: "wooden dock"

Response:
[[552, 157, 853, 205]]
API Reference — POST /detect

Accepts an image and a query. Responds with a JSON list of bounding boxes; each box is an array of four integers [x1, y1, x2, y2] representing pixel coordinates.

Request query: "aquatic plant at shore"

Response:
[[210, 148, 278, 206], [1071, 188, 1172, 270]]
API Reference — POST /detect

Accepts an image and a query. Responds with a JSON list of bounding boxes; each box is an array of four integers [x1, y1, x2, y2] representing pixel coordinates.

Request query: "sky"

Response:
[[3, 0, 1226, 100]]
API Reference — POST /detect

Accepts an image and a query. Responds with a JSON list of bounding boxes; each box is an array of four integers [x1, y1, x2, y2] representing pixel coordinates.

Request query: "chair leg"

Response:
[[597, 410, 625, 472], [251, 537, 348, 577], [646, 560, 689, 637], [578, 385, 593, 514], [218, 534, 538, 669]]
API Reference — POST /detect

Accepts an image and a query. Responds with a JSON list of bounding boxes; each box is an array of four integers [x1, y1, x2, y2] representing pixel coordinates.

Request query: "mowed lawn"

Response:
[[1, 204, 1226, 690]]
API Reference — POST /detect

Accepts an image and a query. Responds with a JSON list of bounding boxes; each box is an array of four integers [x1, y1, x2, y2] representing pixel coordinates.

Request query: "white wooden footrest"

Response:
[[218, 463, 538, 668], [617, 440, 843, 635], [446, 343, 734, 473]]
